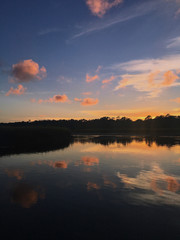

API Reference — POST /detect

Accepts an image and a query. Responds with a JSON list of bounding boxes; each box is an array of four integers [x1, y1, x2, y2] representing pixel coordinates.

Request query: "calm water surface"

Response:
[[0, 136, 180, 239]]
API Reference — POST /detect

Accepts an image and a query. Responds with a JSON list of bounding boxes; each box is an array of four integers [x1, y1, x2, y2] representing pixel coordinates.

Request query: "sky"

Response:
[[1, 0, 180, 122]]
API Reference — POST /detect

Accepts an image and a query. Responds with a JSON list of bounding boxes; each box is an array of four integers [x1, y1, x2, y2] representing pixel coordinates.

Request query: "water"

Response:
[[0, 136, 180, 239]]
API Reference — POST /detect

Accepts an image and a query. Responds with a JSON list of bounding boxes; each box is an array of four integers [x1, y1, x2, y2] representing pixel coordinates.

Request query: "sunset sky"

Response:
[[1, 0, 180, 122]]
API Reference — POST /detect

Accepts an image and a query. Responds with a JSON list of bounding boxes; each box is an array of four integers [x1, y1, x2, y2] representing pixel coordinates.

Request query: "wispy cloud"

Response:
[[86, 74, 99, 83], [38, 28, 61, 36], [112, 54, 180, 97], [72, 1, 157, 39], [86, 0, 123, 18], [167, 36, 180, 48]]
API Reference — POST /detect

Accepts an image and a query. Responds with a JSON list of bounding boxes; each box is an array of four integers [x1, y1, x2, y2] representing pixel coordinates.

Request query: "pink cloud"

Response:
[[162, 70, 179, 86], [81, 97, 99, 106], [102, 75, 116, 84], [86, 73, 99, 83], [86, 0, 123, 17], [11, 59, 47, 83], [6, 84, 27, 96], [38, 94, 69, 103]]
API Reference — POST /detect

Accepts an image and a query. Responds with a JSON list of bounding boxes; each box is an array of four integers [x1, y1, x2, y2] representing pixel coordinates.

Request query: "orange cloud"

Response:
[[6, 84, 27, 96], [86, 0, 123, 17], [171, 97, 180, 103], [102, 75, 116, 84], [81, 97, 99, 106], [38, 94, 69, 103], [162, 70, 179, 86], [82, 156, 99, 166], [11, 59, 46, 83], [86, 73, 99, 83], [102, 75, 117, 88]]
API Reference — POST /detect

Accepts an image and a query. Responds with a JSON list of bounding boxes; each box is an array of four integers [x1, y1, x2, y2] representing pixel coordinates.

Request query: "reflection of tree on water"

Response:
[[12, 183, 45, 208], [74, 136, 180, 148]]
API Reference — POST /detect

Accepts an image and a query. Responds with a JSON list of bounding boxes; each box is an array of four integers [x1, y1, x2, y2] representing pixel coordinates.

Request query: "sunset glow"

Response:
[[1, 0, 180, 122]]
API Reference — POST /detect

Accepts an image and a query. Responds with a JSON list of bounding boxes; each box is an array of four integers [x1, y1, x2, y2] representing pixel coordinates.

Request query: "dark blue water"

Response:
[[0, 136, 180, 239]]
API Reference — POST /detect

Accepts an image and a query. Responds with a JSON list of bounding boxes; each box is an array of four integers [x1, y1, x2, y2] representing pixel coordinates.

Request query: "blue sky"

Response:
[[1, 0, 180, 122]]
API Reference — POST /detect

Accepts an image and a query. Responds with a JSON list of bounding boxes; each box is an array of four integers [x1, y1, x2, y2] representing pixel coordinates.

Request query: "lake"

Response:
[[0, 135, 180, 239]]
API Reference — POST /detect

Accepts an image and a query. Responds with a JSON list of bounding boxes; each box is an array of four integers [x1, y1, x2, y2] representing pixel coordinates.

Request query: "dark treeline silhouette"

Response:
[[1, 114, 180, 135], [0, 126, 72, 156]]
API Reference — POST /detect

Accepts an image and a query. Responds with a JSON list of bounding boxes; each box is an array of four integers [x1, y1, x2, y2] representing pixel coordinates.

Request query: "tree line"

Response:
[[1, 114, 180, 134]]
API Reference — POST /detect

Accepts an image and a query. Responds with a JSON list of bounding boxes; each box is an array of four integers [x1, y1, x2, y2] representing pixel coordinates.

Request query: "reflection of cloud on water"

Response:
[[12, 183, 45, 208], [31, 160, 68, 169], [117, 164, 180, 205], [75, 156, 99, 167], [82, 156, 99, 166], [103, 177, 117, 189], [5, 169, 24, 180], [51, 161, 68, 169], [87, 182, 100, 191]]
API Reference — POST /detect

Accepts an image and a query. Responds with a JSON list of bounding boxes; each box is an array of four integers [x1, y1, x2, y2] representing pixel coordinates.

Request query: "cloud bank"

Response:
[[112, 54, 180, 97]]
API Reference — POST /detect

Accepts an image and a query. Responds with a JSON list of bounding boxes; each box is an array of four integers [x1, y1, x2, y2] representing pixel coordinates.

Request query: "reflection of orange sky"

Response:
[[80, 140, 172, 155], [5, 169, 24, 180], [12, 183, 45, 208], [117, 164, 180, 195]]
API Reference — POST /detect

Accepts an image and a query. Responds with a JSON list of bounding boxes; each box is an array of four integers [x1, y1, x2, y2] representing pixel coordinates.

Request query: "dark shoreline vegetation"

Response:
[[0, 126, 72, 156], [1, 114, 180, 134], [1, 114, 180, 156]]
